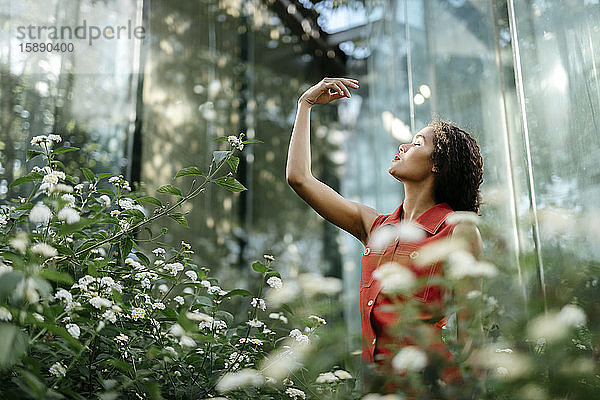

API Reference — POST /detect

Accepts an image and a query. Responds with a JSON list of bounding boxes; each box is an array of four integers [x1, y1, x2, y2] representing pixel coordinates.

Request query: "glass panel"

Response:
[[509, 0, 600, 305]]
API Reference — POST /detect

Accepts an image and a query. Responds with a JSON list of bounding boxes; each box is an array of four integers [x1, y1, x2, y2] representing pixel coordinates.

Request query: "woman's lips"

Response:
[[393, 154, 401, 162]]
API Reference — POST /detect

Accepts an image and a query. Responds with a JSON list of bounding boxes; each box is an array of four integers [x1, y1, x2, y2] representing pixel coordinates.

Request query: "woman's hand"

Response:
[[299, 77, 359, 106]]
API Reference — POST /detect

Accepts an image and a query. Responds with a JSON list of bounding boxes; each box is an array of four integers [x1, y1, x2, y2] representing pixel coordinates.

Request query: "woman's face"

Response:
[[388, 126, 436, 182]]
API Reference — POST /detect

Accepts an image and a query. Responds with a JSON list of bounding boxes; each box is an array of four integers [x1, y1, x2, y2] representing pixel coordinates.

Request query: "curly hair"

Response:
[[429, 120, 483, 213]]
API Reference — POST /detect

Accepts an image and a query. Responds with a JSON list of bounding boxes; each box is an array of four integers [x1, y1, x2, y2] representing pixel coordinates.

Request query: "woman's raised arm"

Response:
[[286, 78, 380, 246]]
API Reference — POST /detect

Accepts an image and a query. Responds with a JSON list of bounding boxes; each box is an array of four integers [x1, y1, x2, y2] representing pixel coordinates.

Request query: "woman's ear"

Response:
[[431, 165, 438, 173]]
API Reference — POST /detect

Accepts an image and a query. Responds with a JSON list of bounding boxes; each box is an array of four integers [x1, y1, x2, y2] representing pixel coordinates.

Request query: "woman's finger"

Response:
[[339, 78, 359, 87]]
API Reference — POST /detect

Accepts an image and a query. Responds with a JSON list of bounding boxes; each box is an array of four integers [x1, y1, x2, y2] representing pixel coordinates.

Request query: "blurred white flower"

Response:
[[16, 277, 40, 303], [9, 233, 28, 253], [186, 311, 212, 322], [263, 254, 275, 261], [103, 309, 117, 323], [173, 296, 185, 305], [47, 134, 62, 142], [170, 323, 185, 337], [29, 204, 52, 224], [49, 362, 67, 377], [557, 304, 586, 328], [472, 345, 531, 379], [333, 369, 353, 380], [373, 262, 416, 293], [370, 222, 425, 251], [247, 319, 264, 328], [61, 194, 76, 206], [54, 289, 73, 305], [260, 338, 311, 381], [216, 368, 264, 392], [308, 315, 326, 325], [413, 238, 469, 267], [165, 262, 184, 276], [51, 183, 73, 194], [298, 273, 342, 296], [0, 306, 12, 321], [0, 263, 12, 276], [315, 371, 339, 384], [179, 335, 196, 348], [57, 206, 80, 224], [447, 250, 498, 279], [31, 243, 58, 258], [266, 276, 283, 290], [391, 346, 427, 372], [65, 323, 81, 339], [266, 281, 300, 307], [445, 211, 480, 225]]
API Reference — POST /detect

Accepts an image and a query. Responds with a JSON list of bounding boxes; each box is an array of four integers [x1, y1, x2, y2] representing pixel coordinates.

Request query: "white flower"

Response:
[[445, 211, 480, 225], [49, 362, 67, 377], [227, 135, 245, 151], [0, 307, 12, 321], [31, 243, 58, 258], [170, 323, 186, 337], [152, 247, 165, 257], [164, 262, 184, 276], [266, 276, 283, 290], [57, 207, 80, 224], [30, 135, 48, 146], [100, 277, 116, 288], [110, 210, 121, 217], [263, 254, 275, 261], [60, 194, 76, 206], [16, 277, 40, 302], [54, 289, 73, 305], [216, 368, 264, 393], [181, 241, 191, 250], [391, 346, 428, 372], [269, 312, 288, 324], [173, 296, 185, 305], [51, 183, 73, 193], [9, 233, 28, 253], [47, 134, 62, 143], [200, 280, 211, 288], [370, 222, 425, 250], [131, 307, 146, 320], [285, 388, 306, 399], [447, 250, 498, 279], [33, 313, 44, 322], [185, 270, 198, 282], [251, 297, 266, 311], [89, 296, 112, 309], [103, 309, 117, 323], [118, 198, 135, 210], [316, 371, 339, 384], [186, 311, 213, 322], [372, 262, 416, 293], [308, 315, 326, 325], [0, 214, 8, 227], [413, 237, 469, 267], [98, 195, 111, 207], [472, 345, 532, 379], [247, 319, 264, 328], [0, 263, 12, 276], [179, 335, 196, 347], [297, 274, 342, 296], [333, 369, 353, 380], [152, 302, 165, 310], [557, 304, 586, 328], [65, 323, 81, 339], [29, 204, 53, 224], [289, 329, 310, 344]]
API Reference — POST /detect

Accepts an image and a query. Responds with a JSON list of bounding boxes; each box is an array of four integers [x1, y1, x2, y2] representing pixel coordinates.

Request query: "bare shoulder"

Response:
[[452, 221, 483, 258]]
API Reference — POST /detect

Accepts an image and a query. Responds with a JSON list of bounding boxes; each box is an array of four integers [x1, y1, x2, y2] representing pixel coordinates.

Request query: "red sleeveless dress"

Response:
[[359, 202, 460, 382]]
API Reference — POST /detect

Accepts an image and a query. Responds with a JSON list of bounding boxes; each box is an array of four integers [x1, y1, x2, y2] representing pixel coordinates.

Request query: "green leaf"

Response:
[[168, 213, 188, 228], [174, 167, 204, 179], [0, 271, 24, 301], [105, 358, 133, 374], [137, 196, 162, 207], [16, 203, 34, 211], [157, 185, 182, 196], [225, 289, 252, 298], [53, 146, 79, 155], [38, 269, 73, 285], [120, 238, 133, 261], [227, 156, 239, 172], [121, 208, 146, 219], [26, 150, 43, 161], [215, 136, 229, 142], [241, 139, 263, 144], [58, 217, 96, 236], [212, 176, 246, 192], [137, 252, 150, 266], [0, 323, 29, 368], [252, 261, 267, 274], [9, 172, 42, 188], [213, 150, 229, 165], [97, 173, 113, 180], [281, 304, 294, 315], [81, 167, 95, 182], [98, 189, 115, 196]]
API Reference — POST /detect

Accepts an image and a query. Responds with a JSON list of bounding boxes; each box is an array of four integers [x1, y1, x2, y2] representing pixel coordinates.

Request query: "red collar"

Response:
[[387, 202, 454, 235]]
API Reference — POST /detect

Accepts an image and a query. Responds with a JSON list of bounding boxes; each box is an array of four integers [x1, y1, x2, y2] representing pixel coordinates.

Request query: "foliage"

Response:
[[0, 134, 598, 399]]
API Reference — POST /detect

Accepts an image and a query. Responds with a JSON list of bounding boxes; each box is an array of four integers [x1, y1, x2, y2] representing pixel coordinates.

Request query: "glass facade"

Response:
[[2, 0, 599, 341]]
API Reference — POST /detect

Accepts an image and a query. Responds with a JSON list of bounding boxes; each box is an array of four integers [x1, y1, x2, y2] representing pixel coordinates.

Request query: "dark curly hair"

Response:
[[429, 120, 483, 213]]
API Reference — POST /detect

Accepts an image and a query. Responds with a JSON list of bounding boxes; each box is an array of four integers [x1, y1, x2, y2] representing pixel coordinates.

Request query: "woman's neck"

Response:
[[401, 181, 437, 222]]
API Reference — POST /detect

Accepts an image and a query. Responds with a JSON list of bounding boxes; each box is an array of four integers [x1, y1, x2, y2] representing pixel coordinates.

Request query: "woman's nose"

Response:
[[399, 143, 410, 153]]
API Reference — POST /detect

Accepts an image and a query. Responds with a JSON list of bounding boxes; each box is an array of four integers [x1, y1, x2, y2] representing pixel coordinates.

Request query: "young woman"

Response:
[[286, 77, 484, 373]]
